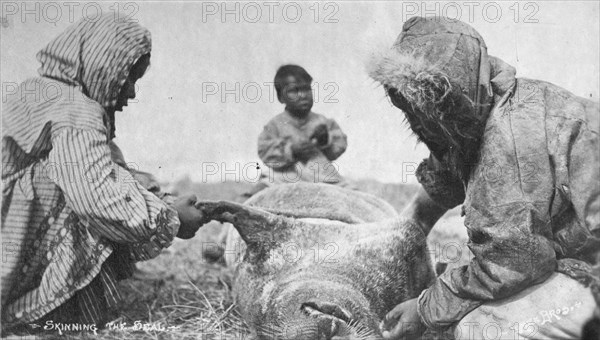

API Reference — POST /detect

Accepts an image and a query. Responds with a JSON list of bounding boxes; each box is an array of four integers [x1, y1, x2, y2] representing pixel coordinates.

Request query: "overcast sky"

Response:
[[2, 1, 599, 184]]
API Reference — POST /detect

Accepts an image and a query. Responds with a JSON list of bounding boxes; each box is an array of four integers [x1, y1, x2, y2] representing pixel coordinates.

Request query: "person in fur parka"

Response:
[[369, 16, 599, 340]]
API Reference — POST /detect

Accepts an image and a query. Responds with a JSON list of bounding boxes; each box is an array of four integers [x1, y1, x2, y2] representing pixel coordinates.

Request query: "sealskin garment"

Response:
[[1, 14, 180, 330], [257, 110, 348, 184], [369, 16, 599, 330]]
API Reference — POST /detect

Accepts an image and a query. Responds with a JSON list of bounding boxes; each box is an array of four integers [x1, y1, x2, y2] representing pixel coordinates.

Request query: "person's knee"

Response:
[[453, 274, 597, 340], [453, 312, 496, 340]]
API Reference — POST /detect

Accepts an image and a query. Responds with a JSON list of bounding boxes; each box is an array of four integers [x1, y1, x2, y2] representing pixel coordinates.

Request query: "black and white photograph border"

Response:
[[1, 1, 599, 340]]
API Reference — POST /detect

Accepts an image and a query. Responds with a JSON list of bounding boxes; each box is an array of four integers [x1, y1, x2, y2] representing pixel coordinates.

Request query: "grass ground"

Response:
[[28, 179, 470, 340]]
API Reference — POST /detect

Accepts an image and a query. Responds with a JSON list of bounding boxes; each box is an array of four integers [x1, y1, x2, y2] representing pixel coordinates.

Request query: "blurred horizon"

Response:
[[2, 1, 599, 184]]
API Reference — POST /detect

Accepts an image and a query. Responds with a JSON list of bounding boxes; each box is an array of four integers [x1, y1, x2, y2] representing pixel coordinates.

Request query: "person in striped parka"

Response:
[[2, 14, 205, 335]]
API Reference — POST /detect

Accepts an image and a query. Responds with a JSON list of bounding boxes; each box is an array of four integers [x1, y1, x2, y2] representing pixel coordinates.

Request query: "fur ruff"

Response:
[[367, 48, 485, 181]]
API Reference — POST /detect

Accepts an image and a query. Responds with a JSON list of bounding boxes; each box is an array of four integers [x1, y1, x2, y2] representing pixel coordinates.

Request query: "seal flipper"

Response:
[[196, 201, 296, 263]]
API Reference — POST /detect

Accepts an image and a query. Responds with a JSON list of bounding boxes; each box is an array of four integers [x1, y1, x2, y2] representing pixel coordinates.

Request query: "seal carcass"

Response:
[[198, 183, 435, 340]]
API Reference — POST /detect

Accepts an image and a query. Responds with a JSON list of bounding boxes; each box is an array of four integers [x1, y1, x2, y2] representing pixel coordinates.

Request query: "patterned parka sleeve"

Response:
[[47, 127, 180, 261], [257, 120, 295, 169]]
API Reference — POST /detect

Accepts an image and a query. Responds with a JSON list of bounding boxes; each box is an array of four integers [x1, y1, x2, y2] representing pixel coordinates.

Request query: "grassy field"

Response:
[[39, 179, 470, 340]]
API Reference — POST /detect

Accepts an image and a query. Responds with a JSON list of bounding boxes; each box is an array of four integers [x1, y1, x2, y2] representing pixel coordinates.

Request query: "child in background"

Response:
[[256, 65, 351, 188]]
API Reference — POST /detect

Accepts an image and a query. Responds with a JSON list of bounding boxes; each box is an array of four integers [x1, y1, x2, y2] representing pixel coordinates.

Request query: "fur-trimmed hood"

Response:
[[367, 16, 516, 120], [368, 16, 518, 181]]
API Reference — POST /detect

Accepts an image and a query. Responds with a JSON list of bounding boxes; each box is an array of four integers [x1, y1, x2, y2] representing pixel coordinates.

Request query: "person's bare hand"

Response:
[[380, 298, 426, 339], [292, 140, 319, 162], [173, 194, 204, 239], [108, 140, 127, 168], [131, 170, 160, 193], [310, 124, 329, 147]]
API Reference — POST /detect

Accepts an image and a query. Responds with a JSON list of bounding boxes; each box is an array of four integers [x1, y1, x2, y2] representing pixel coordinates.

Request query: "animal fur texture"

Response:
[[198, 183, 435, 340]]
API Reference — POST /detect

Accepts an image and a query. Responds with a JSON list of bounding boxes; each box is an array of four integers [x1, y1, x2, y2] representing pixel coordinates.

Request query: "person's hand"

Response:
[[131, 170, 161, 193], [108, 140, 127, 168], [173, 194, 204, 239], [380, 298, 426, 339], [292, 140, 319, 163], [310, 124, 329, 147]]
